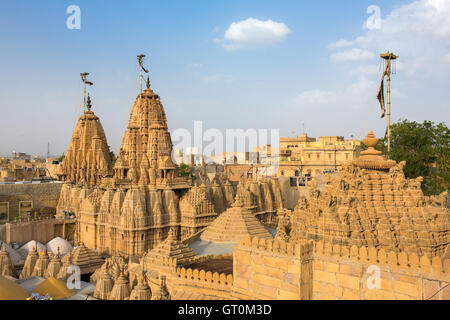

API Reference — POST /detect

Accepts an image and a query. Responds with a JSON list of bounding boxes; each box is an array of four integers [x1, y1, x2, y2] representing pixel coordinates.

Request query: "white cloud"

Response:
[[444, 53, 450, 64], [216, 18, 291, 51], [327, 39, 354, 49], [294, 0, 450, 108], [203, 74, 233, 83], [291, 77, 377, 110], [330, 48, 375, 62], [187, 63, 202, 69], [324, 0, 450, 73], [351, 65, 380, 76], [286, 0, 450, 139]]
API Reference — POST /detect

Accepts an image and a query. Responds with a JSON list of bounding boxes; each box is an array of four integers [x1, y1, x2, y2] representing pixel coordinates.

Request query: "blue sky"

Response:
[[0, 0, 448, 156]]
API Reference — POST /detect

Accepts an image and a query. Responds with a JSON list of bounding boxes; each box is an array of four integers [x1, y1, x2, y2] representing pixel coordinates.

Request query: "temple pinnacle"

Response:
[[86, 94, 92, 111]]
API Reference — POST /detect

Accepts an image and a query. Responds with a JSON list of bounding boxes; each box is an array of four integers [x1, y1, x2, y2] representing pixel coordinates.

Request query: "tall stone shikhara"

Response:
[[58, 96, 113, 186], [57, 71, 282, 256], [113, 86, 187, 189]]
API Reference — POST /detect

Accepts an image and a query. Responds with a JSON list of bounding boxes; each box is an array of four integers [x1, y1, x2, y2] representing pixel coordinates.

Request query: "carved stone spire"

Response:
[[0, 244, 14, 277], [114, 71, 177, 187], [58, 99, 113, 186]]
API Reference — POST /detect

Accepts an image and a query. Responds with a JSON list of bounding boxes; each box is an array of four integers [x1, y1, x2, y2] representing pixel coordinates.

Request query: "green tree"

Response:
[[362, 120, 449, 196], [178, 163, 195, 179]]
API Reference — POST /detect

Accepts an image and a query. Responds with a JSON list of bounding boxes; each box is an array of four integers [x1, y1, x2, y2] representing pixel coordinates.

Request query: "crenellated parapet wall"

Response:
[[312, 241, 449, 300], [230, 235, 449, 300], [313, 241, 449, 277], [232, 235, 314, 300], [170, 265, 233, 299]]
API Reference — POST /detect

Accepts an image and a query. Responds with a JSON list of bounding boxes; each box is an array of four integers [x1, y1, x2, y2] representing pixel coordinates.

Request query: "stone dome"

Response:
[[17, 241, 46, 259], [46, 237, 73, 256]]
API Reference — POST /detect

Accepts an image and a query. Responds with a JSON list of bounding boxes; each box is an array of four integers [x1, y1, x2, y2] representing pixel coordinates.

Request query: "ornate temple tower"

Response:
[[114, 82, 187, 189], [58, 95, 113, 186]]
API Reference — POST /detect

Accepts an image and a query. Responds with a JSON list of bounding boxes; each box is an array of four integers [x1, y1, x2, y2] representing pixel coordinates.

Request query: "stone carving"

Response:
[[278, 131, 449, 258], [0, 245, 15, 277], [57, 97, 113, 186]]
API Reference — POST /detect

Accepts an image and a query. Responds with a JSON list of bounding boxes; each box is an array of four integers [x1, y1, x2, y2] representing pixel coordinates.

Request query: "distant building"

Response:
[[0, 156, 54, 183], [12, 151, 31, 160], [277, 133, 360, 179]]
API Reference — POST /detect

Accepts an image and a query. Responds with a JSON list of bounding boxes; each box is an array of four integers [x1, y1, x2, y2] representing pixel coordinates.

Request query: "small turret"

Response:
[[129, 271, 151, 300], [32, 248, 50, 277], [108, 272, 131, 300], [151, 275, 170, 300], [0, 245, 15, 277], [45, 248, 62, 278], [19, 246, 39, 279], [94, 265, 114, 300]]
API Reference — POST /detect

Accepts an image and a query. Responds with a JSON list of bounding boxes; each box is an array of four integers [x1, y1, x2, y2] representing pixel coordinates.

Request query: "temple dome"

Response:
[[46, 237, 73, 256], [18, 241, 46, 259]]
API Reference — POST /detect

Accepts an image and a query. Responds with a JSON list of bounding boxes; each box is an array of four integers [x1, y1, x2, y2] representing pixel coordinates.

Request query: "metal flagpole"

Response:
[[137, 54, 149, 94], [80, 72, 93, 113], [380, 52, 398, 157]]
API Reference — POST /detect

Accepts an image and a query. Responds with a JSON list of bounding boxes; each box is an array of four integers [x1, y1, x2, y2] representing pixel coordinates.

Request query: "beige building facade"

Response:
[[278, 133, 360, 178]]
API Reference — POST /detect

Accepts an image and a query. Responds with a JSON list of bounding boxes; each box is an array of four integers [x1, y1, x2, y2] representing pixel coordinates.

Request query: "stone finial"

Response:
[[146, 76, 151, 89], [152, 275, 170, 300], [353, 131, 395, 170], [86, 94, 92, 111], [167, 227, 177, 241], [361, 131, 382, 158], [129, 271, 152, 300], [232, 193, 243, 208]]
